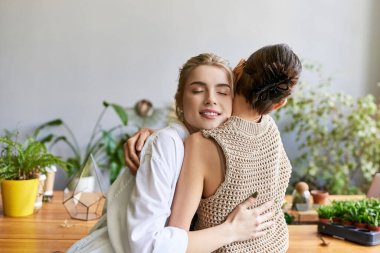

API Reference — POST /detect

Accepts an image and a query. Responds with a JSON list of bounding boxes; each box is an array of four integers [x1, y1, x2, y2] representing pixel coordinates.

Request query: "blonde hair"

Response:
[[174, 53, 234, 122]]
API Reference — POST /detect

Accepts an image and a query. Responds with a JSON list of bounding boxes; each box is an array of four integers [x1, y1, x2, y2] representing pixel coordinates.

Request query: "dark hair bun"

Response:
[[250, 62, 292, 101], [235, 44, 302, 115]]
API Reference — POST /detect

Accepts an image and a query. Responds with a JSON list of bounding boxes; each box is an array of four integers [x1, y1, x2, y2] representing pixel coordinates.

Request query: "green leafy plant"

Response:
[[317, 198, 380, 227], [341, 201, 360, 224], [316, 205, 334, 220], [331, 200, 348, 221], [0, 135, 66, 180], [367, 210, 380, 227], [273, 63, 380, 194], [284, 212, 295, 224], [32, 101, 128, 182]]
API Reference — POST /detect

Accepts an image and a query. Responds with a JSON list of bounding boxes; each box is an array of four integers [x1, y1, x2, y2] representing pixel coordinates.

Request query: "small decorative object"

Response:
[[43, 165, 57, 202], [127, 99, 171, 131], [318, 235, 330, 247], [311, 190, 329, 205], [292, 181, 312, 211], [63, 154, 107, 221], [34, 174, 46, 213], [134, 99, 154, 117], [60, 219, 75, 228]]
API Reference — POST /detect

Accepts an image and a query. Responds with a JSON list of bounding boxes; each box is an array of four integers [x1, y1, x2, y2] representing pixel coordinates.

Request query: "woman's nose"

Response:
[[204, 93, 217, 105]]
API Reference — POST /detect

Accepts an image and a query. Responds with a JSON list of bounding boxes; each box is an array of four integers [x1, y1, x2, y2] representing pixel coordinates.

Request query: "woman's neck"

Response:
[[232, 95, 262, 122]]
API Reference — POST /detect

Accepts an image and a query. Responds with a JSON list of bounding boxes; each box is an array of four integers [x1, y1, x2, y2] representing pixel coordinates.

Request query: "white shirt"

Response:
[[68, 122, 189, 253]]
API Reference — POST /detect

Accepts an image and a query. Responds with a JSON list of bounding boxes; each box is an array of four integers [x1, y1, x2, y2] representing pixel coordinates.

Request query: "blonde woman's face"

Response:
[[182, 65, 233, 133]]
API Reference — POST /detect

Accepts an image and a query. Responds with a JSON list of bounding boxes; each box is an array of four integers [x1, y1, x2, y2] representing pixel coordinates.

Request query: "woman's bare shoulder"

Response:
[[184, 132, 219, 169], [185, 131, 216, 148]]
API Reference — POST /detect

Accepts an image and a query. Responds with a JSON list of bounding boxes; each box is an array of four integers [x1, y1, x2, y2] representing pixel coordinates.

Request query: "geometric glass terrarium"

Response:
[[63, 154, 107, 220]]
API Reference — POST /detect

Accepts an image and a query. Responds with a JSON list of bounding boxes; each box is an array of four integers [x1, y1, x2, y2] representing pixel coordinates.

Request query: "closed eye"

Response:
[[216, 85, 231, 96]]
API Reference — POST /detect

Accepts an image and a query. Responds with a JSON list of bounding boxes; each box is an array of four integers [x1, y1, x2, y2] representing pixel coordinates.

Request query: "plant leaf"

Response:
[[32, 119, 63, 138], [108, 102, 128, 125], [38, 134, 54, 144]]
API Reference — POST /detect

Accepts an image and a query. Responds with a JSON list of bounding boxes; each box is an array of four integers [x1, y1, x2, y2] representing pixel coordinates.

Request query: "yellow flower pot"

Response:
[[1, 179, 39, 217]]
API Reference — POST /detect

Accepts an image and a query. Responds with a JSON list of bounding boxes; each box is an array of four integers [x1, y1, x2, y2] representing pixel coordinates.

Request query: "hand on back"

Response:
[[124, 128, 154, 175], [226, 197, 275, 242]]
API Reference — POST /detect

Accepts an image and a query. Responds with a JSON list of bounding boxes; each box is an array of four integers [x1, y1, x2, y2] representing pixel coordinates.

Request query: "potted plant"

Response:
[[331, 200, 352, 224], [365, 198, 380, 231], [316, 205, 334, 224], [33, 100, 173, 184], [32, 101, 128, 183], [310, 190, 329, 205], [284, 212, 295, 225], [273, 64, 380, 194], [0, 135, 65, 217], [341, 201, 357, 226], [351, 200, 369, 229], [367, 210, 380, 232]]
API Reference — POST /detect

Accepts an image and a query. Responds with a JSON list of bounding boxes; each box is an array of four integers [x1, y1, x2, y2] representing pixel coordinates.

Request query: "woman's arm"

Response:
[[168, 133, 275, 253], [185, 198, 275, 253], [124, 128, 188, 253], [168, 134, 205, 229]]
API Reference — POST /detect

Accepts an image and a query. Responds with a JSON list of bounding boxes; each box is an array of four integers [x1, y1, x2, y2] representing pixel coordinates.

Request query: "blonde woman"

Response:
[[68, 53, 274, 253]]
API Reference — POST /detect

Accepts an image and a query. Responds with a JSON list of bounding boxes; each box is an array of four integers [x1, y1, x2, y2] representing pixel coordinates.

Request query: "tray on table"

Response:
[[318, 222, 380, 246]]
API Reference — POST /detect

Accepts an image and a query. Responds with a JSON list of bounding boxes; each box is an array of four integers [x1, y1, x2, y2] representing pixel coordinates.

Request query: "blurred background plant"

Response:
[[273, 63, 380, 194], [32, 101, 128, 183], [32, 99, 173, 184]]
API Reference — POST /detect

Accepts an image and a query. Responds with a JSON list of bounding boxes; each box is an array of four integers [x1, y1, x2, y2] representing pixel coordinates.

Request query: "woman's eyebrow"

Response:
[[216, 83, 231, 89], [190, 82, 230, 88], [189, 81, 207, 86]]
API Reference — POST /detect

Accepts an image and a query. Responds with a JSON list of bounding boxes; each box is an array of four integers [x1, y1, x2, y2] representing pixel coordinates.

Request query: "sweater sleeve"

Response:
[[125, 130, 188, 253]]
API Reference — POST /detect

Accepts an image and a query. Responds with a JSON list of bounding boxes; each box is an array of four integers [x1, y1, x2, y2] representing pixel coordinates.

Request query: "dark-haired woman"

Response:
[[168, 44, 302, 253]]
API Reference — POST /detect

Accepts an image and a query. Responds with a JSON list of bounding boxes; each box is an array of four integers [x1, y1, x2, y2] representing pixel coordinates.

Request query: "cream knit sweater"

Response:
[[196, 115, 291, 253]]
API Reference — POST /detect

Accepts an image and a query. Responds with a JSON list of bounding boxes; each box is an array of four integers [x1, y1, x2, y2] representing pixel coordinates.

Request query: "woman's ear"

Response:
[[271, 99, 287, 111]]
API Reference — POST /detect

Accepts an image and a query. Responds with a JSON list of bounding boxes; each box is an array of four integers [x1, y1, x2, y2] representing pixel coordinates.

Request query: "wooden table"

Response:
[[0, 191, 97, 253], [289, 225, 380, 253], [1, 192, 379, 252]]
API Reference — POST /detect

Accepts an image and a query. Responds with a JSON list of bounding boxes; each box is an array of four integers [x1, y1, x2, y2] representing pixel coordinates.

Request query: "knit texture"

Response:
[[197, 115, 291, 253]]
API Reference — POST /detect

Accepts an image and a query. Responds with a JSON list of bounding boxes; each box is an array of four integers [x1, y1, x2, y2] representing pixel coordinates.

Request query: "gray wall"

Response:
[[1, 0, 380, 188]]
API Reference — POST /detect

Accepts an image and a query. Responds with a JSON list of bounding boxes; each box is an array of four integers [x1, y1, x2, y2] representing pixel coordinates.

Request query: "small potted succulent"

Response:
[[366, 199, 380, 232], [341, 201, 356, 226], [367, 211, 380, 232], [0, 135, 65, 217], [316, 205, 334, 224]]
